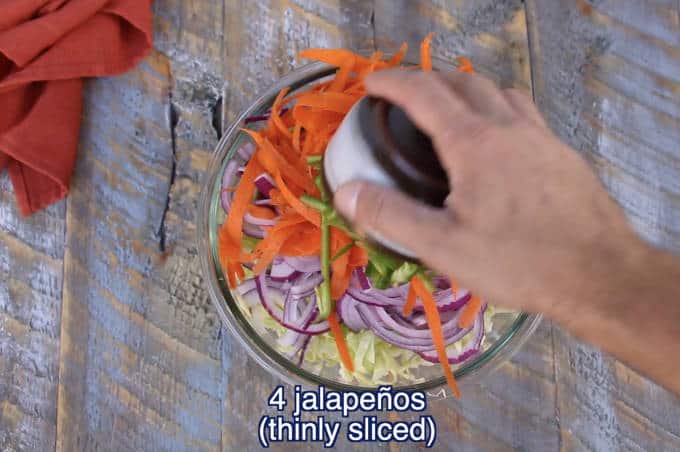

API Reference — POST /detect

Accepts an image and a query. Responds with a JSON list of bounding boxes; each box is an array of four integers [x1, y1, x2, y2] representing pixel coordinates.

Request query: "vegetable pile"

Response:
[[219, 34, 483, 396]]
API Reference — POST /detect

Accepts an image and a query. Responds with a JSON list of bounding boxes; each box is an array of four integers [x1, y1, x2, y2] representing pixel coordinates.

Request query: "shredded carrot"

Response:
[[225, 155, 262, 243], [420, 32, 435, 72], [329, 57, 355, 92], [295, 92, 360, 114], [402, 283, 417, 315], [298, 48, 369, 70], [292, 124, 302, 152], [245, 130, 315, 193], [273, 173, 321, 226], [280, 226, 321, 256], [330, 231, 353, 300], [247, 205, 277, 220], [412, 276, 461, 397], [458, 295, 482, 329], [348, 245, 368, 268], [328, 311, 354, 372], [270, 87, 292, 139], [292, 107, 344, 134], [456, 56, 475, 73], [387, 42, 408, 67]]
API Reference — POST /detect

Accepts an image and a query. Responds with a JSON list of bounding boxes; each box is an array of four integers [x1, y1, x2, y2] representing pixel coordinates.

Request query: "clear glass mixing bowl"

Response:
[[198, 56, 542, 397]]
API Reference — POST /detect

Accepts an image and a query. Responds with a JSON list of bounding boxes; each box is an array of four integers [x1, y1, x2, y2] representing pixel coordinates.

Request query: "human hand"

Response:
[[333, 69, 643, 320]]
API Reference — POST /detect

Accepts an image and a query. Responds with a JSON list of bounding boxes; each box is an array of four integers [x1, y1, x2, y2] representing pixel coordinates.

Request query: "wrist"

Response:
[[548, 235, 655, 334]]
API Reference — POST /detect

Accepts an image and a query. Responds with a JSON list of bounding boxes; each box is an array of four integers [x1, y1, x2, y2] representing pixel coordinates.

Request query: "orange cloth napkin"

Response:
[[0, 0, 153, 215]]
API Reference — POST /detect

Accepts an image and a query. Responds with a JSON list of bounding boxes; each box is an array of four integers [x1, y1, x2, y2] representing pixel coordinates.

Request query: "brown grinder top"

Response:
[[357, 96, 450, 207]]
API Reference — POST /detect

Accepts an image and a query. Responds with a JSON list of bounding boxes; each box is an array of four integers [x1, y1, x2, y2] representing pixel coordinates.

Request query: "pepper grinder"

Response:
[[323, 96, 449, 259]]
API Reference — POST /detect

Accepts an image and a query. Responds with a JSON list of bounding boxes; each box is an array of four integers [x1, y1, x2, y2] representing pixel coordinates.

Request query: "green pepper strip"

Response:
[[318, 212, 332, 319], [331, 242, 354, 262], [317, 169, 334, 320], [306, 155, 323, 165]]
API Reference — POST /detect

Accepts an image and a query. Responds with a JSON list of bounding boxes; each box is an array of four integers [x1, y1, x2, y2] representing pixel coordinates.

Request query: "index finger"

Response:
[[365, 69, 486, 170]]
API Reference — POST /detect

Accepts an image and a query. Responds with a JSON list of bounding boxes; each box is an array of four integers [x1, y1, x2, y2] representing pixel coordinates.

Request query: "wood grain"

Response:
[[526, 0, 680, 450], [0, 175, 65, 452], [2, 0, 680, 450], [56, 50, 226, 451]]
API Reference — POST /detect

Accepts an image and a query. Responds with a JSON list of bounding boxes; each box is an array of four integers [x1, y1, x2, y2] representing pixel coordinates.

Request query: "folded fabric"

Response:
[[0, 0, 153, 215]]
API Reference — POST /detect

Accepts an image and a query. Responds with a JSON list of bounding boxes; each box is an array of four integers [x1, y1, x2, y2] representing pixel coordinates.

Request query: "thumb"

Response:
[[333, 181, 456, 258]]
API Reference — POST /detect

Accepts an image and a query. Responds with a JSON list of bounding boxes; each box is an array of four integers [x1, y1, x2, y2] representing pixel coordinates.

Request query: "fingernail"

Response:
[[334, 182, 362, 221]]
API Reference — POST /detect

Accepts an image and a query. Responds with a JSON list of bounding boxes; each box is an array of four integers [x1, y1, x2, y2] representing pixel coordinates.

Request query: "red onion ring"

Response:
[[256, 274, 329, 335]]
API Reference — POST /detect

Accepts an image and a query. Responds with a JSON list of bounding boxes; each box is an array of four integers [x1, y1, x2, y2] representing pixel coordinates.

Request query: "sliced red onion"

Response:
[[255, 198, 273, 206], [337, 296, 368, 332], [220, 160, 239, 213], [280, 295, 316, 348], [244, 108, 290, 125], [241, 291, 260, 307], [254, 173, 276, 197], [355, 304, 472, 352], [236, 142, 255, 160], [433, 276, 450, 290], [355, 268, 371, 290], [409, 289, 471, 313], [378, 284, 410, 298], [347, 288, 400, 307], [243, 223, 265, 239], [244, 212, 278, 227], [236, 278, 257, 296], [256, 274, 329, 335], [373, 306, 464, 339], [282, 294, 300, 325], [297, 335, 312, 366], [419, 305, 486, 364], [284, 256, 321, 273], [270, 259, 301, 282], [290, 272, 323, 295]]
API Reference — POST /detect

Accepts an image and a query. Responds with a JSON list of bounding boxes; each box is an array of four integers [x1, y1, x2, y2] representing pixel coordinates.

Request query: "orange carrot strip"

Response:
[[247, 204, 277, 220], [458, 295, 482, 329], [329, 57, 356, 92], [293, 107, 344, 135], [245, 130, 315, 193], [328, 312, 354, 372], [456, 57, 475, 73], [270, 87, 292, 139], [412, 276, 461, 397], [348, 245, 368, 268], [280, 227, 321, 256], [295, 92, 360, 114], [298, 48, 370, 69], [248, 214, 307, 272], [387, 42, 408, 67], [273, 172, 321, 227], [420, 32, 435, 72], [252, 228, 295, 274], [292, 124, 302, 152], [225, 153, 263, 243], [331, 247, 351, 300], [402, 283, 417, 315]]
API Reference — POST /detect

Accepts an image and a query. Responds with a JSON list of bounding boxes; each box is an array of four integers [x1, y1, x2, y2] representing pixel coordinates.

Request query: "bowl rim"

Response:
[[197, 58, 543, 394]]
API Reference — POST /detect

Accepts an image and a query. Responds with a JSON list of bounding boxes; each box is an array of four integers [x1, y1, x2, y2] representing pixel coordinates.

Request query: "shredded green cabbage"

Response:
[[235, 291, 511, 386]]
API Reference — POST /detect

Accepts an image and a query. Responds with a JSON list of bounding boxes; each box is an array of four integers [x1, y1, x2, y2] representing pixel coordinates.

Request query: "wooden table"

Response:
[[1, 0, 679, 450]]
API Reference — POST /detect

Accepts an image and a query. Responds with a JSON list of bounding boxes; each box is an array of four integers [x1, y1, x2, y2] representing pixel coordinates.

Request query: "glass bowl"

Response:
[[198, 56, 542, 397]]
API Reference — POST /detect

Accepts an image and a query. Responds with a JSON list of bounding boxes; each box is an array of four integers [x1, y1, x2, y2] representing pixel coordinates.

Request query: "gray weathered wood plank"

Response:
[[0, 176, 65, 452], [56, 50, 226, 452], [526, 0, 680, 450]]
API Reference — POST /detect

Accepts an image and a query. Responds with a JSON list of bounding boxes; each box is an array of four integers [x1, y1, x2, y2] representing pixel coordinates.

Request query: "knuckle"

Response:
[[439, 116, 495, 150]]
